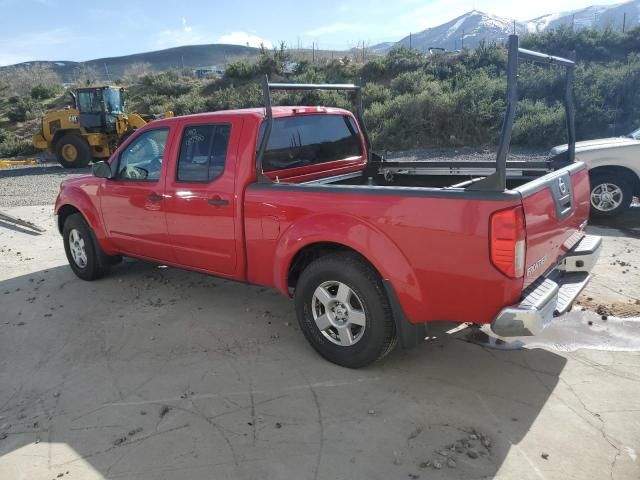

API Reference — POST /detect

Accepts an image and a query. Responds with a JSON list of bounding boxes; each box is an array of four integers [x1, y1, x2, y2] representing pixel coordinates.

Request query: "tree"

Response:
[[74, 64, 100, 86]]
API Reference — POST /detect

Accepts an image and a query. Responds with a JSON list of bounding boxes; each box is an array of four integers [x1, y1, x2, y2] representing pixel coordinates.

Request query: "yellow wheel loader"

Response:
[[32, 86, 172, 168]]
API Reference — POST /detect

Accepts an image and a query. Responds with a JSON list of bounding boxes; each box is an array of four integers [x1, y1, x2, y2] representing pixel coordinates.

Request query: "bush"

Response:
[[224, 61, 258, 81], [363, 83, 390, 108], [7, 96, 41, 122], [385, 47, 426, 75], [31, 83, 61, 100], [360, 57, 386, 82], [0, 129, 36, 158], [512, 100, 566, 147], [390, 71, 431, 95], [170, 92, 207, 116], [140, 70, 195, 97]]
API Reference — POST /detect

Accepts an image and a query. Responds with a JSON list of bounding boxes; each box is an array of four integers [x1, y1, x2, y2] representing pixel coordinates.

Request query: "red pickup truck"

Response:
[[54, 36, 601, 367]]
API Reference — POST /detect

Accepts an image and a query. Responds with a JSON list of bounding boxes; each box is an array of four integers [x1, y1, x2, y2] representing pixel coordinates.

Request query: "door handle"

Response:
[[208, 197, 229, 206], [147, 194, 163, 201]]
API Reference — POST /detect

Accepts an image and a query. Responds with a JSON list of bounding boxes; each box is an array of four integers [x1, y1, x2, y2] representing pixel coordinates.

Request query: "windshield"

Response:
[[626, 127, 640, 139], [104, 88, 123, 114]]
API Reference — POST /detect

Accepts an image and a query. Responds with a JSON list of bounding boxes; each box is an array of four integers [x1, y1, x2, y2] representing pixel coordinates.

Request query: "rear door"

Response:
[[163, 117, 242, 276], [517, 162, 591, 288]]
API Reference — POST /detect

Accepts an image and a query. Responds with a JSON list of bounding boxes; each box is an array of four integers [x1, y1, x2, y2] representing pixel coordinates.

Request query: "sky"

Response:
[[0, 0, 626, 66]]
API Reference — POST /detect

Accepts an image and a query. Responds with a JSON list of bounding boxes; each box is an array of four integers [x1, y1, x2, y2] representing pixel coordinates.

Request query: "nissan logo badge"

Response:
[[558, 177, 568, 195]]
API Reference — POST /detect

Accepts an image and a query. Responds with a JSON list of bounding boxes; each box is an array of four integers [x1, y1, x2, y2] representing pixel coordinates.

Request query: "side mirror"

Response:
[[92, 161, 113, 179]]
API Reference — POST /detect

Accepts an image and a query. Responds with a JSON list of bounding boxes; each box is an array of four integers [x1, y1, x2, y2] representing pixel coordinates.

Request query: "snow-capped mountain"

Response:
[[526, 0, 640, 32], [391, 10, 526, 52], [372, 1, 640, 53]]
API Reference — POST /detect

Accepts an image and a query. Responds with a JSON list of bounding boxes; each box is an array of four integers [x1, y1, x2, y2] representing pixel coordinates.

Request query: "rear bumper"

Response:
[[491, 234, 601, 337]]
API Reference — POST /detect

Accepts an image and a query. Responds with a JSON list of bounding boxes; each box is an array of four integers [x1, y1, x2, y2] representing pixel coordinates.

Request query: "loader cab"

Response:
[[76, 86, 124, 134]]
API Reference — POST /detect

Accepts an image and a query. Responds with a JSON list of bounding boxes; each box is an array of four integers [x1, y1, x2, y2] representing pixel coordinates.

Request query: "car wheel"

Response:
[[55, 135, 92, 169], [589, 174, 632, 217], [63, 213, 111, 280], [294, 252, 397, 368]]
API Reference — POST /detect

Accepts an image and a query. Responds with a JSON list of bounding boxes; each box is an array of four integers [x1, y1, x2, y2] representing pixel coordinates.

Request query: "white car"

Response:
[[551, 128, 640, 217]]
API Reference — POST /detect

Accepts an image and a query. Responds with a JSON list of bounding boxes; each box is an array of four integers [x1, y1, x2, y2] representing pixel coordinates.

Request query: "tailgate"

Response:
[[516, 162, 591, 288]]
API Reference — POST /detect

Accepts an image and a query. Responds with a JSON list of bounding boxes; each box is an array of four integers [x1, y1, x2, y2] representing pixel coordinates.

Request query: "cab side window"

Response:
[[116, 128, 169, 182], [177, 124, 231, 182]]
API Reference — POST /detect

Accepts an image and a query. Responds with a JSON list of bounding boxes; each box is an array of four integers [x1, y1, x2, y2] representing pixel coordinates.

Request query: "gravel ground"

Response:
[[0, 159, 90, 208]]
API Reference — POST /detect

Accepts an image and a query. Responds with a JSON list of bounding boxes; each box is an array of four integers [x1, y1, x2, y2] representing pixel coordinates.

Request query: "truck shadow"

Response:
[[0, 260, 566, 479]]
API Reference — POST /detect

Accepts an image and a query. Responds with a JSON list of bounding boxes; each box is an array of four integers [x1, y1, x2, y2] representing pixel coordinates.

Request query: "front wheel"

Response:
[[294, 253, 397, 368], [589, 173, 632, 217], [55, 135, 92, 169], [63, 213, 112, 280]]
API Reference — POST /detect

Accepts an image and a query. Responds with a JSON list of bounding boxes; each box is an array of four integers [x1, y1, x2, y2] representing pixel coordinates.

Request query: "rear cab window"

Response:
[[177, 124, 231, 182], [258, 114, 364, 174]]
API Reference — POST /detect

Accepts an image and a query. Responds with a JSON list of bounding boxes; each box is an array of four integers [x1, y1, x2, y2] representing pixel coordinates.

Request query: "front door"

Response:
[[99, 127, 175, 262], [163, 119, 241, 276]]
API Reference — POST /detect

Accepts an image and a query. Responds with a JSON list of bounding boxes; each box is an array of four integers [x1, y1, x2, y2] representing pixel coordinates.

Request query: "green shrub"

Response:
[[363, 83, 390, 108], [224, 60, 258, 81], [7, 96, 41, 122], [0, 129, 36, 158], [171, 92, 207, 116], [140, 70, 194, 96], [390, 71, 431, 95], [385, 47, 426, 75], [512, 100, 566, 147], [360, 57, 386, 82], [31, 83, 62, 100]]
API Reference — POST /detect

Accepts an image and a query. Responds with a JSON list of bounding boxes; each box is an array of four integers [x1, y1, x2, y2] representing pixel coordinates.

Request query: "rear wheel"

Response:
[[56, 135, 92, 169], [294, 253, 397, 368], [590, 173, 632, 217]]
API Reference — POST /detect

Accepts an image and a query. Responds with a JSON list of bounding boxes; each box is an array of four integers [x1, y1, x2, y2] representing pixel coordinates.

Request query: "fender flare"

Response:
[[55, 187, 117, 255], [273, 213, 423, 311]]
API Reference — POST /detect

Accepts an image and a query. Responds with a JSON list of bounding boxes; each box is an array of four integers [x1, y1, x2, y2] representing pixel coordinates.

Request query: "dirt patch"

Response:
[[576, 296, 640, 318]]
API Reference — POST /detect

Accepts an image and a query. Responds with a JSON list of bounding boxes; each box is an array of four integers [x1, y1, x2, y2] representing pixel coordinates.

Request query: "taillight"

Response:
[[490, 206, 526, 278]]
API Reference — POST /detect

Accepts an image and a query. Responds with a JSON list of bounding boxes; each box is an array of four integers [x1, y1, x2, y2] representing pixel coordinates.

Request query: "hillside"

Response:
[[1, 44, 261, 83]]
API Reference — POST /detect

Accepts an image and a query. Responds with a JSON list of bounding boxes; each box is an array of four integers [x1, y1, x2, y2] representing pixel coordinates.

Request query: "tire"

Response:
[[62, 213, 112, 280], [294, 253, 397, 368], [55, 134, 92, 169], [589, 173, 632, 218]]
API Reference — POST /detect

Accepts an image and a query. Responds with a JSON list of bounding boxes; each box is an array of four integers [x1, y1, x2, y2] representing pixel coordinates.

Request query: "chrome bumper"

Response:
[[491, 234, 602, 337]]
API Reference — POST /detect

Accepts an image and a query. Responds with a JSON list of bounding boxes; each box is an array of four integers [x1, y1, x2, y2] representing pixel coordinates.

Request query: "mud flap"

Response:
[[382, 280, 426, 349]]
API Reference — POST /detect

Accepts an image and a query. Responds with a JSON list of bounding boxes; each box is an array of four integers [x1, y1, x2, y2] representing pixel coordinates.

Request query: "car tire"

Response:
[[63, 213, 111, 280], [294, 252, 397, 368], [55, 134, 92, 169], [589, 173, 632, 218]]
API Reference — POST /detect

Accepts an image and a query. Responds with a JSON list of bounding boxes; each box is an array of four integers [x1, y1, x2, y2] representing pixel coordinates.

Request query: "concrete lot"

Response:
[[0, 203, 639, 480]]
